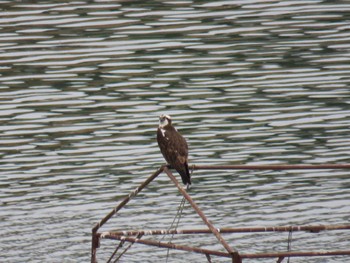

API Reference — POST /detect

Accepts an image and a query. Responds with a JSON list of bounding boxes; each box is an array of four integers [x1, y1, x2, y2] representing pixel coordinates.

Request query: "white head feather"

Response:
[[159, 114, 171, 128]]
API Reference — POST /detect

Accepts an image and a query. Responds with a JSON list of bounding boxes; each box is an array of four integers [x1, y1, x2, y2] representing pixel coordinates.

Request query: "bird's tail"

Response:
[[180, 162, 191, 185]]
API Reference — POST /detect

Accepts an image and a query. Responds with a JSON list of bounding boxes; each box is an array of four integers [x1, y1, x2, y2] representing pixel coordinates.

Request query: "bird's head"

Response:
[[159, 114, 172, 128]]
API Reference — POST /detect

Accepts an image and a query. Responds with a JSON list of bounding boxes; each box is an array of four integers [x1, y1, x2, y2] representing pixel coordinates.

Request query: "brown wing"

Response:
[[157, 127, 191, 185]]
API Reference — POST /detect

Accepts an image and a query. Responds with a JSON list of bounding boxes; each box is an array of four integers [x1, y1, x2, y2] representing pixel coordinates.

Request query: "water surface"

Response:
[[1, 1, 350, 262]]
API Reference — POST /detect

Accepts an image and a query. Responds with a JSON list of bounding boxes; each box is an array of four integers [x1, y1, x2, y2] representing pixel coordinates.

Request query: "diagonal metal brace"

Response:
[[163, 167, 242, 263]]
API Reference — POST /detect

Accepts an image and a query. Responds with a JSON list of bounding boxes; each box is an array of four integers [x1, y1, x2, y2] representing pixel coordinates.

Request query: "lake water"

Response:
[[1, 1, 350, 262]]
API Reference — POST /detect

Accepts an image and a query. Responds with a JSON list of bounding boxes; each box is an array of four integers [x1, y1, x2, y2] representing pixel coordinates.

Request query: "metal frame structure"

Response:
[[91, 164, 350, 263]]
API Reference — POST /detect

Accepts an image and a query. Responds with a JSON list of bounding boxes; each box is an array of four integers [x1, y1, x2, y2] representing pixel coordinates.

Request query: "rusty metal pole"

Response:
[[91, 166, 164, 263], [104, 224, 350, 236], [102, 234, 232, 258], [92, 164, 350, 262], [240, 250, 350, 259], [192, 164, 350, 170], [100, 233, 350, 260], [163, 167, 242, 263]]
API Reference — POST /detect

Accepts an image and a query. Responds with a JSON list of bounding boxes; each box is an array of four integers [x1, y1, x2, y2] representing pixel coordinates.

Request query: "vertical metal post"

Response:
[[163, 167, 242, 262]]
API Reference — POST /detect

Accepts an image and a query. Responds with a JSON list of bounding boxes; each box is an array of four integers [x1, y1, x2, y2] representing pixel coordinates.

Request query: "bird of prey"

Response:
[[157, 114, 191, 186]]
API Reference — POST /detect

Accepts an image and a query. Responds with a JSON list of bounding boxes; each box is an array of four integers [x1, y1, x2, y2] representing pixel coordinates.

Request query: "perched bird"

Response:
[[157, 114, 191, 186]]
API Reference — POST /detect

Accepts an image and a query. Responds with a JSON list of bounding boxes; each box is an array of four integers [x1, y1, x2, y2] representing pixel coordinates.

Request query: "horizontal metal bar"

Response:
[[101, 224, 350, 236], [101, 234, 350, 259], [102, 234, 232, 258], [192, 164, 350, 170], [241, 250, 350, 259]]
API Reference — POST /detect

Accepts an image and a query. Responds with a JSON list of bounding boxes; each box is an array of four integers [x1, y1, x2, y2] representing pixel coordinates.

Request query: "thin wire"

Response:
[[287, 229, 293, 263], [165, 196, 186, 262], [164, 168, 193, 261], [106, 240, 125, 263], [113, 233, 143, 263], [205, 253, 212, 262]]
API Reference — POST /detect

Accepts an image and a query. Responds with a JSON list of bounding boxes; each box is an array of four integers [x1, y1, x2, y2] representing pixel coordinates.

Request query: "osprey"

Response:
[[157, 114, 191, 186]]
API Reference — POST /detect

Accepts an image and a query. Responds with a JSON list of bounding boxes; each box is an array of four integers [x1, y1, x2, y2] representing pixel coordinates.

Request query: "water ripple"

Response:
[[1, 1, 350, 262]]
